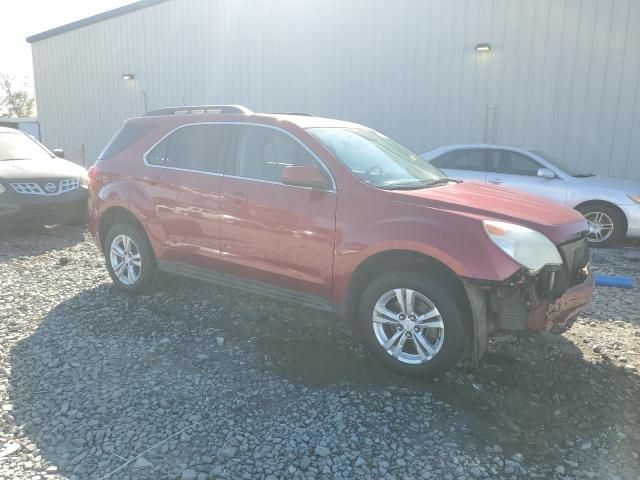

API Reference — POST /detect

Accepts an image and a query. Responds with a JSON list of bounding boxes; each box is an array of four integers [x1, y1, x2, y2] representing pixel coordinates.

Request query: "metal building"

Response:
[[28, 0, 640, 180]]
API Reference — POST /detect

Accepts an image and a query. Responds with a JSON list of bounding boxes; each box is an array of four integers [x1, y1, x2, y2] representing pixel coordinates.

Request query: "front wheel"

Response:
[[356, 271, 466, 378], [577, 203, 624, 247]]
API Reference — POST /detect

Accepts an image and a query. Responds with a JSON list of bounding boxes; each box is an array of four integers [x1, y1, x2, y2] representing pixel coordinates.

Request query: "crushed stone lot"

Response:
[[0, 226, 639, 480]]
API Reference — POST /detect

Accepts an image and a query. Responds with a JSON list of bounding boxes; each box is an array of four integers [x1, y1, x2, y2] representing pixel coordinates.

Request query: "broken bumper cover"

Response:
[[464, 266, 595, 361], [529, 267, 595, 331]]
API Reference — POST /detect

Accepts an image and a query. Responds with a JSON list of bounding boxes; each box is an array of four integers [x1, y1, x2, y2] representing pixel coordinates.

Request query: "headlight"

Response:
[[628, 194, 640, 204], [80, 173, 89, 188], [483, 220, 562, 274], [0, 184, 5, 194]]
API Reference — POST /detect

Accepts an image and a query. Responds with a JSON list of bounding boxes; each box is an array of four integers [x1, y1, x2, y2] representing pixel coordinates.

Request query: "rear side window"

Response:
[[162, 124, 234, 174], [99, 123, 155, 160], [431, 149, 486, 171]]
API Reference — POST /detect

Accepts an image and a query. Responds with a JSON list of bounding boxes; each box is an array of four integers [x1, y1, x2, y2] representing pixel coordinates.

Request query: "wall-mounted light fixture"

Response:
[[475, 43, 491, 52], [121, 73, 135, 80]]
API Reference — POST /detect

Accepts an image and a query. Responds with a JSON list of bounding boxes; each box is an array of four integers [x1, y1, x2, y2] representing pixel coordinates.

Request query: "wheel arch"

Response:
[[574, 200, 628, 235], [98, 206, 150, 253]]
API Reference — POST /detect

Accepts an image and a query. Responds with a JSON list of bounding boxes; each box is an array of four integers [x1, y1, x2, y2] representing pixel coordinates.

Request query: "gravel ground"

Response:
[[0, 225, 638, 480]]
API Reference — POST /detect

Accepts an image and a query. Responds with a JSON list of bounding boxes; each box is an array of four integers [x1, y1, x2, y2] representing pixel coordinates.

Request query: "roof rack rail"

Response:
[[144, 105, 252, 116], [270, 112, 315, 116]]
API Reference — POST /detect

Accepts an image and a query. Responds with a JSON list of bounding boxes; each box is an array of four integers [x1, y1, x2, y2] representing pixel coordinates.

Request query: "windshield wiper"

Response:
[[573, 173, 595, 178], [379, 178, 461, 190], [425, 177, 461, 186]]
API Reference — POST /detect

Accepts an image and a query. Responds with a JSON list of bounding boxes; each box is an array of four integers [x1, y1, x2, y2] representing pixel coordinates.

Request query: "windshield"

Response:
[[308, 127, 447, 189], [530, 149, 593, 177], [0, 131, 53, 162]]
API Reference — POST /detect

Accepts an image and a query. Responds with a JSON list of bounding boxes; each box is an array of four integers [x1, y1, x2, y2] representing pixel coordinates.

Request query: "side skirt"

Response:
[[157, 260, 335, 313]]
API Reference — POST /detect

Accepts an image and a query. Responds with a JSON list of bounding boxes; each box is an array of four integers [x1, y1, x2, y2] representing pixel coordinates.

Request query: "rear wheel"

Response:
[[356, 271, 466, 378], [577, 203, 624, 247], [104, 223, 157, 294]]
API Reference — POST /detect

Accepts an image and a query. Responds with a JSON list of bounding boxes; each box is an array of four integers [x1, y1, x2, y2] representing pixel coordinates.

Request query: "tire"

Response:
[[356, 270, 466, 378], [104, 223, 157, 294], [577, 203, 624, 247]]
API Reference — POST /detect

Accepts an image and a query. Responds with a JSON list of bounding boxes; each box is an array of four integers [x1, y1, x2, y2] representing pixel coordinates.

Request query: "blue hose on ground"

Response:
[[595, 275, 634, 289]]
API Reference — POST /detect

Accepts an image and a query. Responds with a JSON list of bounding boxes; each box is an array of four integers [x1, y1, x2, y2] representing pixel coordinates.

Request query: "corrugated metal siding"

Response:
[[31, 0, 640, 180]]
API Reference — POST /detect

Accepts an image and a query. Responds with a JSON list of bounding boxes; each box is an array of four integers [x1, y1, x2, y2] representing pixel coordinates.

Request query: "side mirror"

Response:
[[281, 165, 331, 189], [537, 167, 555, 179], [52, 149, 65, 159]]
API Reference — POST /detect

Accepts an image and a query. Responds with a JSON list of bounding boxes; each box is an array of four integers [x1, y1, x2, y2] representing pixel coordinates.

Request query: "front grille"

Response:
[[10, 178, 80, 196], [557, 237, 590, 289]]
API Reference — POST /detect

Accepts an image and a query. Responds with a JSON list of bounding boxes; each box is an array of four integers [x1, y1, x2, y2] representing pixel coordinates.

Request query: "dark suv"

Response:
[[0, 127, 88, 227], [88, 105, 594, 377]]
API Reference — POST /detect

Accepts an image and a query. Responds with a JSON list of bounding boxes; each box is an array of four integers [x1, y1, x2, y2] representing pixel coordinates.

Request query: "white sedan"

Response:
[[421, 144, 640, 246]]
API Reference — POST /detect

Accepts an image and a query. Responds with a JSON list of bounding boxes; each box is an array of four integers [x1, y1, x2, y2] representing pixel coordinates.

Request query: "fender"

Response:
[[92, 179, 168, 257], [332, 211, 522, 306]]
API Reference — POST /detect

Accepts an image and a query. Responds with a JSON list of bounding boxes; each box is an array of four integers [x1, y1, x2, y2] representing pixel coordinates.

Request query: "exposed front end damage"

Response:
[[464, 236, 594, 361]]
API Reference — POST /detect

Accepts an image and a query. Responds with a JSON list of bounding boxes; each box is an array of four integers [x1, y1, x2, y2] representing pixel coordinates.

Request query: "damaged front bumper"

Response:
[[528, 267, 594, 331], [464, 263, 594, 362]]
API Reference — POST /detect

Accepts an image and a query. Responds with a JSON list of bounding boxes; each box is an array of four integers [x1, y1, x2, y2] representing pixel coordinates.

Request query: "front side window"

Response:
[[150, 124, 234, 174], [0, 131, 53, 161], [231, 126, 318, 183], [308, 127, 446, 189], [489, 151, 542, 177], [432, 149, 486, 171]]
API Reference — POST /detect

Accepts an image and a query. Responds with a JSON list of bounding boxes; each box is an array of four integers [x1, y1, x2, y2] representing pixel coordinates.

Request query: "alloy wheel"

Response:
[[371, 288, 445, 365], [584, 211, 614, 243], [109, 234, 142, 285]]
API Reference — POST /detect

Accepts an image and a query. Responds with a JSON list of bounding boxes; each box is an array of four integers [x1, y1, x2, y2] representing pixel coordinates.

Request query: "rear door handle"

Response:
[[226, 191, 248, 204], [488, 178, 503, 185]]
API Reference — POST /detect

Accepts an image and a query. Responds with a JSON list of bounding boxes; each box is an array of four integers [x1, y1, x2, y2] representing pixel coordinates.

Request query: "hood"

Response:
[[392, 181, 588, 244], [578, 175, 640, 193], [0, 158, 87, 181]]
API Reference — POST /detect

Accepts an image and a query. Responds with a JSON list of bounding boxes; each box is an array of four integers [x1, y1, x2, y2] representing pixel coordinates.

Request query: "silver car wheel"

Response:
[[584, 211, 614, 243], [372, 288, 445, 365], [109, 234, 142, 285]]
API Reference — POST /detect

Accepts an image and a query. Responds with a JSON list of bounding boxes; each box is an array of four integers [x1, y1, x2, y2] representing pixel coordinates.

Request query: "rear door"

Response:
[[429, 148, 487, 182], [218, 124, 337, 303], [485, 149, 568, 204], [143, 123, 235, 268]]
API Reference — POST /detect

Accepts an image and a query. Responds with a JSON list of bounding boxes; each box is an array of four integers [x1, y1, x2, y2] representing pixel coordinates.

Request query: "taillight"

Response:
[[87, 165, 97, 188]]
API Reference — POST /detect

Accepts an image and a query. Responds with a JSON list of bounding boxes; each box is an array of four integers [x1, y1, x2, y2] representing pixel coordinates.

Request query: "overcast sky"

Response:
[[0, 0, 133, 91]]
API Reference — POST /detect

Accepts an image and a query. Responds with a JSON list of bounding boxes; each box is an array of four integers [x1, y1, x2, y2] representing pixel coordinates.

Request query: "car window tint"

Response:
[[164, 124, 233, 173], [99, 123, 155, 160], [233, 126, 317, 182], [146, 138, 168, 166], [431, 149, 485, 171], [490, 151, 541, 176]]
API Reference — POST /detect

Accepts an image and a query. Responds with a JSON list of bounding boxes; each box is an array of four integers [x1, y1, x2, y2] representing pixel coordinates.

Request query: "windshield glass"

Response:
[[0, 131, 53, 161], [308, 127, 447, 189], [530, 149, 592, 177]]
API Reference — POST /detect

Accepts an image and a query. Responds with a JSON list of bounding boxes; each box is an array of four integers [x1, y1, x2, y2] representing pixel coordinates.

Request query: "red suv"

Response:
[[88, 105, 594, 377]]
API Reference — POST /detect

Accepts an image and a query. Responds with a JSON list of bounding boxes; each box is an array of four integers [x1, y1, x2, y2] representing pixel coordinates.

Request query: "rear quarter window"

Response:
[[99, 123, 156, 160]]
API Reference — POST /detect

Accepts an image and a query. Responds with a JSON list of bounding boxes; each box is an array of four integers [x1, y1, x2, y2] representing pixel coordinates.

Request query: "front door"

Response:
[[219, 125, 337, 302], [485, 149, 568, 204]]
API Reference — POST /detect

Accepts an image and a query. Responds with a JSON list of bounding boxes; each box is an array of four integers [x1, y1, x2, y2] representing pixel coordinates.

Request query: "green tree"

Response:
[[0, 74, 36, 118]]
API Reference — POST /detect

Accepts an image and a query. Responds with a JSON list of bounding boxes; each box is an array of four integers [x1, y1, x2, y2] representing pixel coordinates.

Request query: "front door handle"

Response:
[[226, 191, 248, 204], [488, 178, 503, 185]]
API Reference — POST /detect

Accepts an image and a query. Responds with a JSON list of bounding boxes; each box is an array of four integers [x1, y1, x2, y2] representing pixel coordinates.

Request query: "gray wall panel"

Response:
[[30, 0, 640, 180]]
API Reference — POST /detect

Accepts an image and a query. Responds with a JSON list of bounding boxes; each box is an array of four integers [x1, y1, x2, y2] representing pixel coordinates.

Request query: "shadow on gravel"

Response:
[[0, 225, 86, 262], [8, 276, 640, 478]]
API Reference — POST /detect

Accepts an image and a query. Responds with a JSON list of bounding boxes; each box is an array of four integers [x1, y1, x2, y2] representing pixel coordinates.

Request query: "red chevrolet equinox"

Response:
[[88, 105, 594, 377]]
